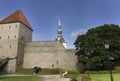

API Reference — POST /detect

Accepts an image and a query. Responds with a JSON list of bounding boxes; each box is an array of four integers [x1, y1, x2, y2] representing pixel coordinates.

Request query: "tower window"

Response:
[[10, 45, 11, 48], [16, 25, 17, 28], [8, 36, 9, 39], [14, 35, 16, 38], [9, 25, 11, 29], [22, 36, 24, 40]]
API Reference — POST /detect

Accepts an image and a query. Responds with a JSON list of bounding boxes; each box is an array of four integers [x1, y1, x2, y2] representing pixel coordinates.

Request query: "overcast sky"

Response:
[[0, 0, 120, 48]]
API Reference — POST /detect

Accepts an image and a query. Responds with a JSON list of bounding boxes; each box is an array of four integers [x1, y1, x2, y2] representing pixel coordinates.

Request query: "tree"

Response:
[[74, 24, 120, 70]]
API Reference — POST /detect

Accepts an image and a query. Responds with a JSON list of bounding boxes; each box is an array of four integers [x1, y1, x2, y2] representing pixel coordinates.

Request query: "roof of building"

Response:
[[0, 9, 33, 31]]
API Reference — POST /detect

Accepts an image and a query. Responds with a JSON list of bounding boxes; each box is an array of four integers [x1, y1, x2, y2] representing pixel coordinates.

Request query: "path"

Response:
[[41, 75, 71, 81], [0, 74, 71, 81]]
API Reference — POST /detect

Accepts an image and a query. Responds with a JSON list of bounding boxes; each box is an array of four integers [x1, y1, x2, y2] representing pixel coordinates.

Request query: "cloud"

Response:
[[71, 29, 87, 37]]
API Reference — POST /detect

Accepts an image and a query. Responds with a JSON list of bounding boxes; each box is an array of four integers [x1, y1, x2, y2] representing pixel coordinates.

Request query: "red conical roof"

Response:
[[0, 9, 33, 31]]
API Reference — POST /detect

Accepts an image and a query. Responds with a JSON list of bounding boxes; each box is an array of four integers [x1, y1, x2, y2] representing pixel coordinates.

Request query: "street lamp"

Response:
[[104, 44, 114, 81]]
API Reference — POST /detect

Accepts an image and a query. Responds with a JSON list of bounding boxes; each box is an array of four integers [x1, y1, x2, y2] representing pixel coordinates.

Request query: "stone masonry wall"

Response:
[[0, 23, 19, 73], [23, 41, 77, 70], [16, 23, 32, 70], [0, 22, 32, 73]]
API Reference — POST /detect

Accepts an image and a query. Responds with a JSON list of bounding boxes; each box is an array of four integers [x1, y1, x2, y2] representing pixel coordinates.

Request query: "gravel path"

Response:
[[41, 75, 71, 81], [0, 74, 71, 81]]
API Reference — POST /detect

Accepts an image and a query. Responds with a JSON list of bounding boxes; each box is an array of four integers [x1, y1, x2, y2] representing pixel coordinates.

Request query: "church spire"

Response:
[[56, 18, 67, 48], [57, 17, 62, 38], [56, 18, 65, 42]]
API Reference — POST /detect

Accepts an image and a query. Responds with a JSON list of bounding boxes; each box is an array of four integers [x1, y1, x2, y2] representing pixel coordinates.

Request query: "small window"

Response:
[[16, 25, 17, 28], [0, 36, 1, 39], [8, 36, 9, 39], [14, 35, 16, 38], [10, 45, 11, 48], [22, 36, 24, 40], [9, 25, 11, 29]]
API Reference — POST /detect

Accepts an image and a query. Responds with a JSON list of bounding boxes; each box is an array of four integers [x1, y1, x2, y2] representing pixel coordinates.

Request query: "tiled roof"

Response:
[[0, 9, 33, 31]]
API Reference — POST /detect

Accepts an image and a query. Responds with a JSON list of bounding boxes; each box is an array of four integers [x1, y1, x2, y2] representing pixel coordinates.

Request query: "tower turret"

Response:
[[56, 18, 67, 48]]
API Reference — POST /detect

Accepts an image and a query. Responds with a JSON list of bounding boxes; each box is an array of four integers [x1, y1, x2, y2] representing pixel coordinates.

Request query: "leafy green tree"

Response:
[[74, 24, 120, 70]]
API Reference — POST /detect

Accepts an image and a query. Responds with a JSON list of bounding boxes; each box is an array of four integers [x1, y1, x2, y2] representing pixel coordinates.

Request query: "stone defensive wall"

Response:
[[23, 41, 77, 70]]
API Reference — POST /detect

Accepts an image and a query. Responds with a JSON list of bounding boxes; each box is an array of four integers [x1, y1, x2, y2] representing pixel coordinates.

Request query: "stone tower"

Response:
[[0, 10, 33, 73]]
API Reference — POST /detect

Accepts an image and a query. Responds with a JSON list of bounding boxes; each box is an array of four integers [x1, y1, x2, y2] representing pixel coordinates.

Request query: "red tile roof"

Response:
[[0, 9, 33, 31]]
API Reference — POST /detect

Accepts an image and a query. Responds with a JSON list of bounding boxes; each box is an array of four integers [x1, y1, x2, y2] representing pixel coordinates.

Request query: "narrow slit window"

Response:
[[10, 45, 11, 48], [16, 25, 17, 28], [14, 35, 16, 38], [8, 36, 9, 39], [9, 25, 11, 29]]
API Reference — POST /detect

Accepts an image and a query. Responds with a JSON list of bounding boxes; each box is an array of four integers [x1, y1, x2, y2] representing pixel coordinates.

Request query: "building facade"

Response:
[[0, 10, 77, 73]]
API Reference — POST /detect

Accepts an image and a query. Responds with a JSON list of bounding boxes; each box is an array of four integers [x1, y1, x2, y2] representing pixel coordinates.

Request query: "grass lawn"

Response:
[[0, 76, 41, 81], [76, 74, 120, 81]]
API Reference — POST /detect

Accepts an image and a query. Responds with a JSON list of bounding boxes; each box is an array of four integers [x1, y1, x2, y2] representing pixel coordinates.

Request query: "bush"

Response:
[[85, 70, 120, 74], [40, 68, 61, 75], [16, 68, 33, 74], [68, 74, 78, 81], [115, 66, 120, 71], [85, 70, 109, 74], [68, 70, 79, 74], [16, 68, 80, 75], [16, 68, 63, 75]]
